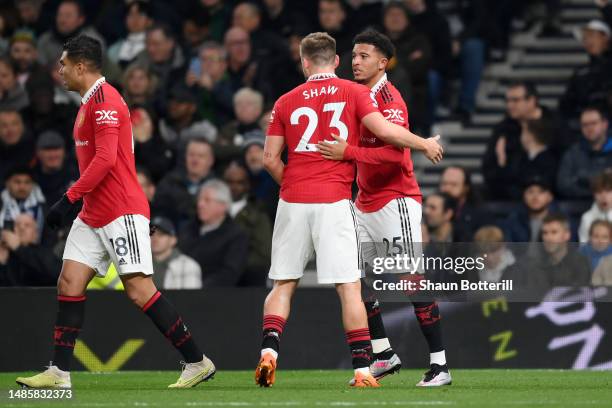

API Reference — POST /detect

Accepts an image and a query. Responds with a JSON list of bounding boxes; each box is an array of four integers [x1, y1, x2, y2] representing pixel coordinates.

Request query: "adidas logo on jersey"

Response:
[[118, 258, 127, 265]]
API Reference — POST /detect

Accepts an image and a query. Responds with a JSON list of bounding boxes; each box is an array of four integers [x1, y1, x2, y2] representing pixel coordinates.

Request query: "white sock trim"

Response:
[[371, 338, 391, 354], [430, 350, 446, 365], [261, 348, 278, 360]]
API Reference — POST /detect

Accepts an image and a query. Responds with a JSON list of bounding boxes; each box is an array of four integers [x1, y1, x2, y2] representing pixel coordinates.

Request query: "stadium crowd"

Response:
[[1, 0, 612, 288]]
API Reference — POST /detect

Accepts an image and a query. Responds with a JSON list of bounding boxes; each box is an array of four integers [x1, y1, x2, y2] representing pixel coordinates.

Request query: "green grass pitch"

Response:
[[2, 369, 612, 407]]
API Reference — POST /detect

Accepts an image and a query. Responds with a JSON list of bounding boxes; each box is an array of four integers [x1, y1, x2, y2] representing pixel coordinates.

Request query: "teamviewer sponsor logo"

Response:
[[95, 110, 119, 125]]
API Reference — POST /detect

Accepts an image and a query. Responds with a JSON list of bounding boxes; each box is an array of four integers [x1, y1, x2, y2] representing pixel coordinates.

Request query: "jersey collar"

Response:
[[307, 73, 337, 81], [370, 73, 388, 99], [81, 76, 106, 104]]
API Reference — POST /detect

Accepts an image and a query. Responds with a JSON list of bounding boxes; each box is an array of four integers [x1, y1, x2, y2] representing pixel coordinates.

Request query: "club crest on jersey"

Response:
[[95, 110, 118, 125], [77, 112, 85, 127], [383, 108, 404, 123]]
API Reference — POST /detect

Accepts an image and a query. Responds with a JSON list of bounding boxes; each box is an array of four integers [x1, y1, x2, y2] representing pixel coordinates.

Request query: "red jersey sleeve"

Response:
[[66, 101, 120, 202], [344, 144, 404, 165], [353, 85, 379, 120], [266, 101, 285, 137]]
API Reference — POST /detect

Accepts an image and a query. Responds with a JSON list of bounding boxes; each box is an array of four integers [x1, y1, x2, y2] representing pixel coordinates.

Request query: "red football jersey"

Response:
[[267, 73, 378, 203], [355, 74, 422, 212], [66, 78, 149, 227]]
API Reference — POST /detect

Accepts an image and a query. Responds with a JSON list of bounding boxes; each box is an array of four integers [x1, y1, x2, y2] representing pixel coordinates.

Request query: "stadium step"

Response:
[[419, 0, 599, 193]]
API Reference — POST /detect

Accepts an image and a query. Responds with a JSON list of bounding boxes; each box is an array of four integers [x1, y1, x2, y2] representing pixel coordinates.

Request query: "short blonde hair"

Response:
[[300, 32, 336, 66], [473, 225, 505, 253]]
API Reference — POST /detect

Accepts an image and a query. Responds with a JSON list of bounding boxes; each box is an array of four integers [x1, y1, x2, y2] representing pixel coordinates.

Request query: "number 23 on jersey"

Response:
[[290, 102, 347, 152]]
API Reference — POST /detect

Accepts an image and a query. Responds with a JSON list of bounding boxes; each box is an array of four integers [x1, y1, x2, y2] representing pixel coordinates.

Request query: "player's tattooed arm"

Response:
[[263, 135, 285, 185]]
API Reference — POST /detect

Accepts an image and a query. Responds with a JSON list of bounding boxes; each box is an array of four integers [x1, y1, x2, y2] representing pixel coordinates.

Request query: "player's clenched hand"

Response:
[[46, 195, 76, 230], [317, 133, 347, 161], [423, 135, 443, 164]]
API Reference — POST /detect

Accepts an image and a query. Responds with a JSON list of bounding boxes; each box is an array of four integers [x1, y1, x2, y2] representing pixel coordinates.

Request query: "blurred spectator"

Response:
[[404, 0, 453, 125], [158, 83, 217, 149], [439, 166, 491, 242], [522, 213, 591, 287], [263, 0, 309, 39], [107, 1, 153, 69], [597, 0, 612, 28], [0, 15, 9, 56], [318, 0, 352, 55], [518, 120, 558, 188], [446, 0, 490, 122], [136, 166, 156, 204], [283, 32, 310, 89], [559, 20, 612, 123], [233, 2, 286, 61], [32, 130, 77, 206], [0, 110, 34, 183], [1, 166, 45, 237], [130, 106, 175, 182], [580, 219, 612, 271], [224, 26, 253, 87], [483, 81, 563, 199], [557, 106, 612, 199], [37, 0, 106, 66], [423, 192, 457, 243], [155, 138, 215, 224], [15, 0, 51, 36], [382, 2, 431, 134], [9, 31, 46, 87], [233, 2, 294, 101], [21, 72, 76, 137], [199, 0, 233, 43], [224, 161, 271, 286], [472, 225, 516, 283], [578, 170, 612, 243], [150, 216, 202, 289], [0, 213, 60, 286], [178, 179, 248, 287], [185, 41, 234, 126], [131, 23, 186, 104], [121, 64, 158, 109], [504, 177, 558, 242], [182, 9, 211, 59], [217, 87, 264, 164], [0, 57, 29, 111], [223, 26, 267, 100], [136, 166, 169, 219], [244, 136, 278, 221]]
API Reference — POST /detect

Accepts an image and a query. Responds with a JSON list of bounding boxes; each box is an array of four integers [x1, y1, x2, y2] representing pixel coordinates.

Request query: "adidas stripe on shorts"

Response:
[[63, 215, 153, 276]]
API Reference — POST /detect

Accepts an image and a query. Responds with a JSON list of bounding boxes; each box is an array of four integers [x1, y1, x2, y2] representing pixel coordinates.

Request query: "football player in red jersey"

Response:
[[254, 32, 443, 388], [16, 36, 214, 389], [318, 29, 451, 387]]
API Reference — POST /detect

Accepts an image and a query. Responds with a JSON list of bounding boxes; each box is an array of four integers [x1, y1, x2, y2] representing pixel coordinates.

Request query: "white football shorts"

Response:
[[63, 214, 153, 277], [269, 198, 361, 284]]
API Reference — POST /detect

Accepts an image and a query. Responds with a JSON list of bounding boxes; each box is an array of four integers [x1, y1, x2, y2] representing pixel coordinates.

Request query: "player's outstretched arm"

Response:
[[263, 135, 286, 185], [317, 133, 404, 164], [361, 112, 443, 164]]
